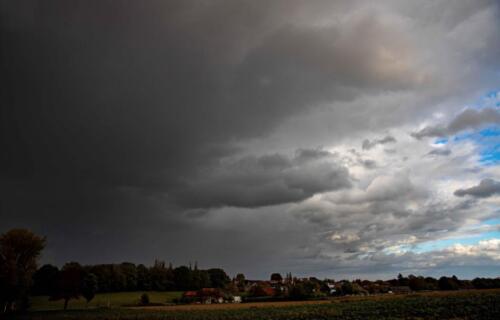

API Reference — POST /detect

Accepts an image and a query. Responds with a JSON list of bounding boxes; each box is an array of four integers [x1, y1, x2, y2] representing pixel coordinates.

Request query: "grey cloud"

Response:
[[454, 179, 500, 198], [412, 108, 500, 139], [344, 174, 424, 204], [428, 149, 452, 156], [362, 136, 397, 150], [360, 159, 377, 169], [290, 194, 489, 278], [174, 149, 351, 209]]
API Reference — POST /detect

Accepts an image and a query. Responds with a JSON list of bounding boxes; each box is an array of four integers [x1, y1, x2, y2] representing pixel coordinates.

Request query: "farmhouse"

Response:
[[181, 288, 241, 304]]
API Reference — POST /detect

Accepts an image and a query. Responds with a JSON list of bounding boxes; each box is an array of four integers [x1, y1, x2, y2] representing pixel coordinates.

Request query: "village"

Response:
[[179, 273, 416, 304]]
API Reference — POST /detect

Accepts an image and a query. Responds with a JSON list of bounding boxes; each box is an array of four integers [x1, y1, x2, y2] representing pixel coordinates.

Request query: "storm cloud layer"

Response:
[[1, 0, 500, 279]]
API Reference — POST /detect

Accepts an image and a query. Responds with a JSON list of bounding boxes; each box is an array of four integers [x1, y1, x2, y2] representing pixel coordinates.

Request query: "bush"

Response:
[[140, 293, 150, 305]]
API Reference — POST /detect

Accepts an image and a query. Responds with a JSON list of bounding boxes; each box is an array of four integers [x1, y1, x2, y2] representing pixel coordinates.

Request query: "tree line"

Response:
[[1, 229, 233, 312], [32, 260, 231, 307]]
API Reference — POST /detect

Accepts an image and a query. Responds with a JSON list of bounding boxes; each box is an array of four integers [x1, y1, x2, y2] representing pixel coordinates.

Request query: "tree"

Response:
[[81, 273, 98, 305], [438, 276, 459, 291], [289, 283, 308, 300], [120, 262, 138, 291], [0, 229, 46, 313], [270, 273, 283, 282], [150, 260, 174, 291], [409, 276, 427, 291], [51, 262, 84, 310], [341, 281, 354, 295], [173, 266, 192, 290], [191, 269, 211, 290], [397, 273, 409, 286], [207, 268, 230, 288], [32, 264, 59, 296], [136, 264, 151, 290], [235, 273, 246, 291]]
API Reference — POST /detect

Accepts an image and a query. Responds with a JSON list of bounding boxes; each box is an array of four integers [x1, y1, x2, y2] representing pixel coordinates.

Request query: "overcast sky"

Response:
[[1, 0, 500, 280]]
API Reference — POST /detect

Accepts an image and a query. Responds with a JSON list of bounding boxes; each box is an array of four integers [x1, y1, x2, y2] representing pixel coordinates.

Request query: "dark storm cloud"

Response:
[[454, 179, 500, 198], [1, 0, 367, 265], [412, 108, 500, 139], [1, 0, 412, 203], [361, 135, 396, 150]]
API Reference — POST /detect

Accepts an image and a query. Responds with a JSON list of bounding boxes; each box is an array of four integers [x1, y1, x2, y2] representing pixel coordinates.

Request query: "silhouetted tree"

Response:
[[120, 262, 138, 291], [191, 269, 211, 289], [81, 273, 98, 305], [0, 229, 46, 313], [136, 264, 151, 290], [150, 260, 174, 290], [207, 268, 230, 288], [438, 276, 459, 291], [174, 266, 192, 290], [341, 281, 354, 295], [409, 276, 427, 291], [289, 283, 308, 300], [271, 273, 283, 282], [235, 273, 246, 291], [51, 262, 84, 310], [397, 273, 409, 286], [32, 264, 59, 296]]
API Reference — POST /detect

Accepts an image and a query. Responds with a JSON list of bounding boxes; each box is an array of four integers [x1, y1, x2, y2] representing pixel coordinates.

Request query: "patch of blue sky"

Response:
[[479, 144, 500, 165], [413, 231, 500, 254], [449, 125, 500, 165], [434, 138, 448, 145], [483, 218, 500, 226], [479, 126, 500, 137], [477, 126, 500, 165]]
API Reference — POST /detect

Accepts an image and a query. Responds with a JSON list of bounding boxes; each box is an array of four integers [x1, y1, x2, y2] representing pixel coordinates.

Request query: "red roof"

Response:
[[262, 287, 275, 296], [183, 291, 198, 297], [199, 288, 223, 297]]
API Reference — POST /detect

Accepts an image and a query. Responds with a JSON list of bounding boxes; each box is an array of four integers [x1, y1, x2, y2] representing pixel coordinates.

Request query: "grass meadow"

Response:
[[29, 291, 183, 311]]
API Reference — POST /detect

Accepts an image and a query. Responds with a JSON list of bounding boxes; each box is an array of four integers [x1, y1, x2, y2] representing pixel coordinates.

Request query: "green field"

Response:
[[29, 291, 183, 311], [16, 289, 500, 319]]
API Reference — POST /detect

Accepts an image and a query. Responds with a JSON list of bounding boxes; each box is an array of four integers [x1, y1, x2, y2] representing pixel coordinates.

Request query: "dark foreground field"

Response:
[[11, 289, 500, 320]]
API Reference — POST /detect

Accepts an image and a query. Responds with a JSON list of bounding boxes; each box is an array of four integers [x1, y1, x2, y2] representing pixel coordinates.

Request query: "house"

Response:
[[181, 288, 229, 304], [326, 283, 336, 295], [262, 286, 276, 297], [183, 291, 198, 298], [199, 288, 225, 304]]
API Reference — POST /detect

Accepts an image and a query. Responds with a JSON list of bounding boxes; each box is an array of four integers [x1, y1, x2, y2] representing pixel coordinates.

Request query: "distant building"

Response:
[[389, 286, 411, 294], [182, 288, 231, 304], [326, 283, 336, 294]]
